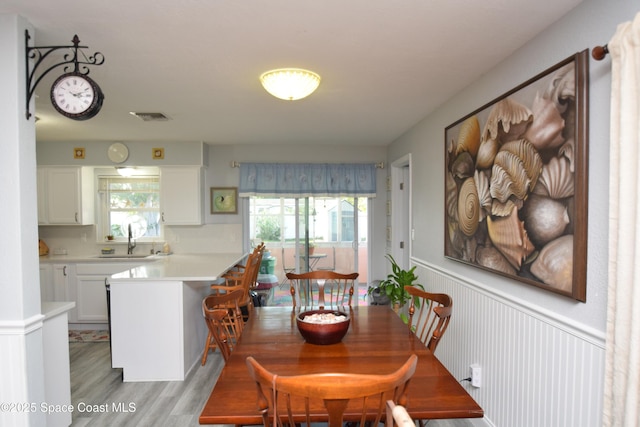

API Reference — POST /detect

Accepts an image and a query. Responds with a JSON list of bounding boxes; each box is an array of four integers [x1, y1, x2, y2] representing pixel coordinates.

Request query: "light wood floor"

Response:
[[69, 342, 478, 426]]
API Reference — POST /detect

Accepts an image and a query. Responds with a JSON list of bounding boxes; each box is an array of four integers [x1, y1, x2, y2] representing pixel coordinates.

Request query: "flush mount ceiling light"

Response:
[[259, 68, 321, 101]]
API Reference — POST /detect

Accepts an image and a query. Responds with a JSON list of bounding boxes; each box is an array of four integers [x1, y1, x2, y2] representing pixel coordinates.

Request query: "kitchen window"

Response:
[[97, 175, 161, 242]]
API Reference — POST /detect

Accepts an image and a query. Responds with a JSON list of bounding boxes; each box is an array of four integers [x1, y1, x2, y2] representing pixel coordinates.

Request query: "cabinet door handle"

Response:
[[161, 212, 165, 222], [75, 212, 79, 223], [63, 266, 67, 276]]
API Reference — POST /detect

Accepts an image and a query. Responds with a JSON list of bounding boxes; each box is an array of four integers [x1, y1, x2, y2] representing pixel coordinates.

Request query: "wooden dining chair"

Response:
[[224, 243, 265, 291], [227, 242, 265, 277], [386, 400, 415, 427], [211, 245, 263, 320], [201, 288, 245, 365], [279, 247, 295, 288], [404, 286, 453, 353], [286, 270, 359, 309], [246, 354, 418, 427]]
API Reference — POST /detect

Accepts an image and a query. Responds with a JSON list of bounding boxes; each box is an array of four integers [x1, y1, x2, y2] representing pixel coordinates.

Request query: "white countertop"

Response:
[[41, 301, 75, 320], [109, 253, 245, 281], [39, 254, 161, 263]]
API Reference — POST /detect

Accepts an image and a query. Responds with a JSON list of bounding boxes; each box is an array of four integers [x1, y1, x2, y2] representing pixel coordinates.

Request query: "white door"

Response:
[[391, 155, 412, 270]]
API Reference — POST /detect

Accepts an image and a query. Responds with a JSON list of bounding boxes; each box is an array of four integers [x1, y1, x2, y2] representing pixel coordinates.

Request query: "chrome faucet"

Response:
[[127, 223, 137, 254]]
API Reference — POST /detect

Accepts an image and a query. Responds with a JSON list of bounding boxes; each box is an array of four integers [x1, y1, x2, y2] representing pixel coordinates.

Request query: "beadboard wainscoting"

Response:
[[412, 260, 606, 427]]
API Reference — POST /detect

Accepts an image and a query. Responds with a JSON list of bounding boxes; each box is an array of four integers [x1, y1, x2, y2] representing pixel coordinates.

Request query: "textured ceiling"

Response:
[[4, 0, 583, 146]]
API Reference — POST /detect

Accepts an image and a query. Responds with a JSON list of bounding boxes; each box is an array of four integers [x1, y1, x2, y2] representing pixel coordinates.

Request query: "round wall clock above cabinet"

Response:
[[107, 142, 129, 164], [50, 72, 104, 121]]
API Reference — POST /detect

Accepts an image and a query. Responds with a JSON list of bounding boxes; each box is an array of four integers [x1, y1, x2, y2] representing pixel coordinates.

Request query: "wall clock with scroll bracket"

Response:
[[50, 72, 104, 121]]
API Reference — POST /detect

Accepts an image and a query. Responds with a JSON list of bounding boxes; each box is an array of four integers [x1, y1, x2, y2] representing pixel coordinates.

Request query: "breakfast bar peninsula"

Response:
[[108, 253, 244, 382]]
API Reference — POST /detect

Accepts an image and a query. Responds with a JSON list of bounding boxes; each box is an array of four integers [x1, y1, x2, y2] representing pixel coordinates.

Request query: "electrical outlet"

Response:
[[470, 364, 481, 388]]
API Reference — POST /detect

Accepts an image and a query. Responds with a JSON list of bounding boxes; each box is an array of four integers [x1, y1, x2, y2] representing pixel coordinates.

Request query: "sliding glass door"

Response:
[[248, 196, 368, 284]]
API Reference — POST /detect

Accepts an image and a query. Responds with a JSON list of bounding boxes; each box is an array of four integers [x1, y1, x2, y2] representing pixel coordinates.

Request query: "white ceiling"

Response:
[[4, 0, 583, 146]]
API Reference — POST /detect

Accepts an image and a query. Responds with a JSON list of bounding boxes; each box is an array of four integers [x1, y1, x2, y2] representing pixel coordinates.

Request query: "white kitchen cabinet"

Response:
[[39, 264, 53, 301], [160, 167, 203, 225], [52, 264, 71, 301], [40, 264, 72, 302], [38, 167, 95, 225], [75, 275, 109, 322], [74, 263, 141, 325]]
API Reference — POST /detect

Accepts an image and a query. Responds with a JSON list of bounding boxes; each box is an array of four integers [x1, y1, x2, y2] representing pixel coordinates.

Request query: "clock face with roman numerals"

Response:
[[50, 72, 104, 120]]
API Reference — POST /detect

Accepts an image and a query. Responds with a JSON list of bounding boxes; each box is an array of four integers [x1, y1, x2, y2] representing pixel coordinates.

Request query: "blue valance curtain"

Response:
[[239, 163, 377, 197]]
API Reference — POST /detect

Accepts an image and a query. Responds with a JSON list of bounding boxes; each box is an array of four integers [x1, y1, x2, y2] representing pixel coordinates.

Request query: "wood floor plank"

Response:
[[69, 342, 477, 427], [69, 342, 224, 426]]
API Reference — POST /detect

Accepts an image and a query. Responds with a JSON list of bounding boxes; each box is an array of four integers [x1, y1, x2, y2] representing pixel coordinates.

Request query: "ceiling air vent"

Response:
[[129, 112, 171, 122]]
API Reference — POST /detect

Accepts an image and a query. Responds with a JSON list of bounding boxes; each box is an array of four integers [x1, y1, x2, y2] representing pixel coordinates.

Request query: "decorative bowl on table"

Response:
[[296, 309, 350, 345]]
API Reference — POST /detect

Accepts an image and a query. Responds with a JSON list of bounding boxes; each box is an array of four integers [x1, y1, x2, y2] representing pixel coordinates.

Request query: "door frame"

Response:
[[390, 154, 412, 270]]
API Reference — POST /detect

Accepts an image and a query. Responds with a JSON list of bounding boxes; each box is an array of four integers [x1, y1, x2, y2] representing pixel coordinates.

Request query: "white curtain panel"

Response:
[[604, 12, 640, 427]]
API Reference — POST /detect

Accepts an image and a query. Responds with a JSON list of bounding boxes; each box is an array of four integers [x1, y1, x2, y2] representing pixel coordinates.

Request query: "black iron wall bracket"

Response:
[[24, 29, 105, 119]]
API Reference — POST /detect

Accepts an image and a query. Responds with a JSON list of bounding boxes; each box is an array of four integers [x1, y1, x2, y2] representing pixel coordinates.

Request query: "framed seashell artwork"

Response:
[[444, 50, 589, 302]]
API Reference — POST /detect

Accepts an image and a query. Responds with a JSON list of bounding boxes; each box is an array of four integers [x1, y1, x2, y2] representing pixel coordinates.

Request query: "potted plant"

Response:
[[368, 254, 423, 313], [300, 241, 315, 255]]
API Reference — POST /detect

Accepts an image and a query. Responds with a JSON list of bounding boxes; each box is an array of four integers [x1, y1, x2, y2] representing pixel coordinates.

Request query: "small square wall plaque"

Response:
[[74, 147, 85, 159], [152, 148, 164, 159]]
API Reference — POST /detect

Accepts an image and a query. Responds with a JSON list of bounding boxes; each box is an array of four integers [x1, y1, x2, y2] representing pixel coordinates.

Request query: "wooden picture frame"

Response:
[[152, 147, 164, 159], [210, 187, 238, 214], [444, 50, 589, 302]]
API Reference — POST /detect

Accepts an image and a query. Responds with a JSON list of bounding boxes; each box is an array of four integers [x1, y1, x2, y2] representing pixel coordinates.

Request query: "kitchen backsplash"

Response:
[[38, 223, 243, 256]]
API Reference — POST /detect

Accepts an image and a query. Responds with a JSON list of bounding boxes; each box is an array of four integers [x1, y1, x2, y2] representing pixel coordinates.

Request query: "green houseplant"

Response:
[[368, 254, 423, 312]]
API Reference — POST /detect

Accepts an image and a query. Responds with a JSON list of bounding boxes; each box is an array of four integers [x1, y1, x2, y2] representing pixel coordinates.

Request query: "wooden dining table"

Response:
[[199, 305, 484, 425]]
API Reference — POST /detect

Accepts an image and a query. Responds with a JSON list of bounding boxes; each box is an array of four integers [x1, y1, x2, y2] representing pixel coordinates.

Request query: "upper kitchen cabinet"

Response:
[[38, 167, 95, 225], [160, 167, 204, 225]]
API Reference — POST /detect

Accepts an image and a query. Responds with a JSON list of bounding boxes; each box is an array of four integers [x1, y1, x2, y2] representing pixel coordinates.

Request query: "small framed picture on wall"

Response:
[[210, 187, 238, 214]]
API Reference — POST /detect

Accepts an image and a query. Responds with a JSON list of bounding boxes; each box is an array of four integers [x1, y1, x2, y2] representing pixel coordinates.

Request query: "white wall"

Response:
[[36, 140, 208, 167], [387, 0, 638, 425], [37, 142, 390, 279], [204, 143, 388, 280], [0, 14, 47, 426]]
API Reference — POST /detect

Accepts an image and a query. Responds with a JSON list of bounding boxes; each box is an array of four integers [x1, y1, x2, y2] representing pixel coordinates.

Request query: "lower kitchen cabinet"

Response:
[[52, 264, 71, 301], [75, 275, 109, 322], [41, 261, 147, 326], [72, 263, 142, 326], [40, 263, 73, 316], [40, 264, 53, 301]]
